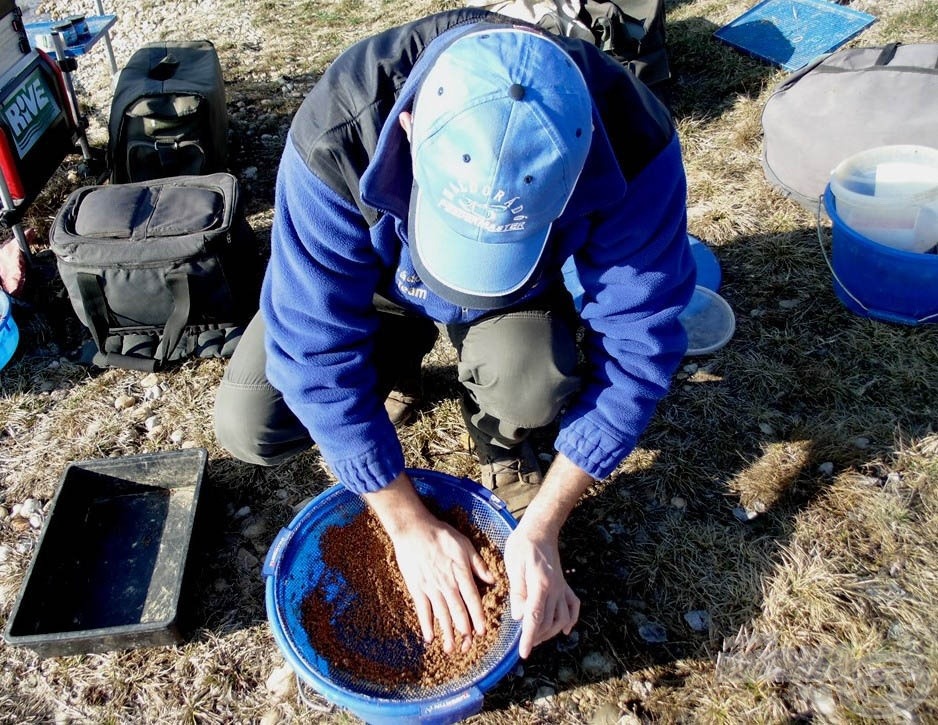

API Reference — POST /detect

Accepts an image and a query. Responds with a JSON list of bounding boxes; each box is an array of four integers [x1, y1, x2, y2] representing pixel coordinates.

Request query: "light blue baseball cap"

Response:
[[409, 27, 593, 310]]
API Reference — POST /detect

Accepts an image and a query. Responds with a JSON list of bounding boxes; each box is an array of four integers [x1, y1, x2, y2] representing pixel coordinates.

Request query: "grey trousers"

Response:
[[214, 291, 580, 466]]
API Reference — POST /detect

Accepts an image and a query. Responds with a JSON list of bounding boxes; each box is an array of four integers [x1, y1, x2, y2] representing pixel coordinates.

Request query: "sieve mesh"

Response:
[[268, 469, 521, 703]]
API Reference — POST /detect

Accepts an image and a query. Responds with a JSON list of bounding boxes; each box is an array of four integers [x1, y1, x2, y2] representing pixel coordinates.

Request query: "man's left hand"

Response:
[[504, 518, 580, 658], [501, 452, 594, 658]]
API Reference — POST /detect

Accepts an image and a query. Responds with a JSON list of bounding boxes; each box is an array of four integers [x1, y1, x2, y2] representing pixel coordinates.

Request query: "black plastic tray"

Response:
[[3, 449, 206, 657]]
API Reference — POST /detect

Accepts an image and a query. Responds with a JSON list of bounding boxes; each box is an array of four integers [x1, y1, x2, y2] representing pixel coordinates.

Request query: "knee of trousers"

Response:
[[458, 324, 579, 429], [213, 380, 311, 466]]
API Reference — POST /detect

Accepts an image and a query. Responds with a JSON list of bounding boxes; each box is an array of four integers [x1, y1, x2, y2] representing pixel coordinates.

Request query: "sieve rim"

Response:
[[263, 468, 522, 719]]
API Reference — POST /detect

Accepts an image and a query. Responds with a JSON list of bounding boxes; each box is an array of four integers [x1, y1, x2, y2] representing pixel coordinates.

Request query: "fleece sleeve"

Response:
[[262, 138, 404, 493], [555, 134, 695, 479]]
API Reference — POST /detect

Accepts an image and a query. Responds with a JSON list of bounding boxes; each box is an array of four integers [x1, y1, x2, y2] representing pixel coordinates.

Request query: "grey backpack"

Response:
[[761, 43, 938, 210]]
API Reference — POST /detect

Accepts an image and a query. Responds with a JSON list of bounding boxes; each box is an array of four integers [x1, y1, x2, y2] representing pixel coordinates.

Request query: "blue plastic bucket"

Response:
[[263, 469, 520, 725], [0, 292, 19, 370], [823, 185, 938, 325]]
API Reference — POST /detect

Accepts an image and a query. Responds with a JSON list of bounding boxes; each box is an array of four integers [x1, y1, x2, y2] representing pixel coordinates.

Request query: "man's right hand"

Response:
[[363, 472, 495, 653]]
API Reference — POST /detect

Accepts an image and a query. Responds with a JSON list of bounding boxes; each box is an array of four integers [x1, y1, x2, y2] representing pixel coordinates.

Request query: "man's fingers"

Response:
[[470, 550, 495, 585], [413, 593, 435, 643], [429, 591, 456, 653]]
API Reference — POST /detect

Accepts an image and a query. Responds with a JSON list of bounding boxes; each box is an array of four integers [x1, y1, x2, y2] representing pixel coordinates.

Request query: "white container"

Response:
[[829, 145, 938, 253]]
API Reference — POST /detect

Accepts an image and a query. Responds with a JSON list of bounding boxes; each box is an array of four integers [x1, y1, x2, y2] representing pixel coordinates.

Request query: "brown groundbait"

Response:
[[300, 506, 509, 690]]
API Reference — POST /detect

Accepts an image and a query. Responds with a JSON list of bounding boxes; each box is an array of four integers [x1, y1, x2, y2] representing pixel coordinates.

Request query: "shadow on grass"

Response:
[[481, 225, 938, 714]]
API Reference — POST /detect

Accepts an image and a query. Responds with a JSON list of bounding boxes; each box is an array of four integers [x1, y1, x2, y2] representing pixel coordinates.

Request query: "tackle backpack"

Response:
[[469, 0, 670, 87], [108, 40, 227, 184]]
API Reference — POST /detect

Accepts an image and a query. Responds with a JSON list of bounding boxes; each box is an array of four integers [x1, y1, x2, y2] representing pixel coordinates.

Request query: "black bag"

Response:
[[579, 0, 669, 86], [469, 0, 670, 87], [108, 40, 227, 184], [761, 43, 938, 210], [50, 173, 261, 371]]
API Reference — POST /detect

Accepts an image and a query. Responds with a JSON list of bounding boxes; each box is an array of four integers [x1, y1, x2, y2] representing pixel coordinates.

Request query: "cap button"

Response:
[[507, 83, 525, 101]]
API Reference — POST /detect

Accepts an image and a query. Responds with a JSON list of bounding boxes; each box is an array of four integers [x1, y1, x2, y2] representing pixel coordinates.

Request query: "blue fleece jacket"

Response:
[[262, 11, 695, 494]]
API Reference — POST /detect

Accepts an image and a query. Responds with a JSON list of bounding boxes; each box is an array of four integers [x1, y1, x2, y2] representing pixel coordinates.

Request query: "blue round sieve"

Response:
[[263, 469, 521, 725]]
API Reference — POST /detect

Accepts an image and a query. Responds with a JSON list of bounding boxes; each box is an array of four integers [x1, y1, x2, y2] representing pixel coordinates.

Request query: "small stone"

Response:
[[259, 710, 280, 725], [630, 679, 653, 698], [146, 425, 165, 441], [682, 363, 698, 374], [589, 702, 620, 725], [234, 505, 252, 519], [778, 299, 800, 309], [0, 544, 10, 562], [733, 505, 759, 522], [670, 496, 687, 510], [169, 430, 185, 445], [144, 385, 163, 401], [751, 500, 767, 513], [758, 422, 776, 436], [533, 685, 555, 705], [638, 622, 668, 644], [236, 547, 259, 570], [242, 520, 267, 539], [265, 663, 295, 700], [85, 420, 103, 436], [806, 688, 837, 716], [684, 610, 710, 632], [114, 395, 136, 410], [582, 651, 614, 676], [0, 506, 8, 520], [884, 472, 901, 487], [817, 462, 834, 476], [181, 441, 198, 449], [20, 498, 41, 516], [9, 517, 31, 532], [243, 166, 259, 180], [850, 436, 870, 449], [606, 601, 619, 614], [10, 503, 21, 517], [39, 381, 55, 393], [557, 665, 576, 683], [28, 513, 42, 529], [140, 373, 160, 388], [144, 415, 160, 432], [274, 489, 289, 501]]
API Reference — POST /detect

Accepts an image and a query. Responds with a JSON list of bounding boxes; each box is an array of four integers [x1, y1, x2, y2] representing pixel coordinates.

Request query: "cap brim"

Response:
[[409, 184, 550, 310]]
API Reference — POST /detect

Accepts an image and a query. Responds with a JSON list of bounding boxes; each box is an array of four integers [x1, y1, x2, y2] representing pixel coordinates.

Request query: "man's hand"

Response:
[[0, 238, 27, 297], [363, 472, 494, 653], [504, 519, 580, 658], [503, 453, 594, 658]]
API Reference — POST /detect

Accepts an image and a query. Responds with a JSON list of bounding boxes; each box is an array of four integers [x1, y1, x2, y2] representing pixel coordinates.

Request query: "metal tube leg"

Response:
[[50, 31, 93, 161], [95, 0, 118, 74]]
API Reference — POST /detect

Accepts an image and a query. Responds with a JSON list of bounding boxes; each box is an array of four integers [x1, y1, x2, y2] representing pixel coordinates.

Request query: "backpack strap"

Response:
[[75, 271, 191, 371]]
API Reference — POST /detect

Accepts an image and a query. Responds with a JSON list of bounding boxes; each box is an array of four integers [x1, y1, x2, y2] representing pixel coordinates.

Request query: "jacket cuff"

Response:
[[555, 422, 633, 481], [330, 444, 405, 495]]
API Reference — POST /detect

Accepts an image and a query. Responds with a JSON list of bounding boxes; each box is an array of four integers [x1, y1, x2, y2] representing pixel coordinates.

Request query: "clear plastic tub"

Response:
[[829, 145, 938, 253]]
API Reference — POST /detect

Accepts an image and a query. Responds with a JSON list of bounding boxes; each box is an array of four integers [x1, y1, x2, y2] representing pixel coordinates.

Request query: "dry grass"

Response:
[[2, 0, 938, 722]]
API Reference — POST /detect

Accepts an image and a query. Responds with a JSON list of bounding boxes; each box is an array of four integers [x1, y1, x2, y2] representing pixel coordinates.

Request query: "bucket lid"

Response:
[[830, 145, 938, 206], [689, 234, 722, 292], [680, 286, 736, 356]]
